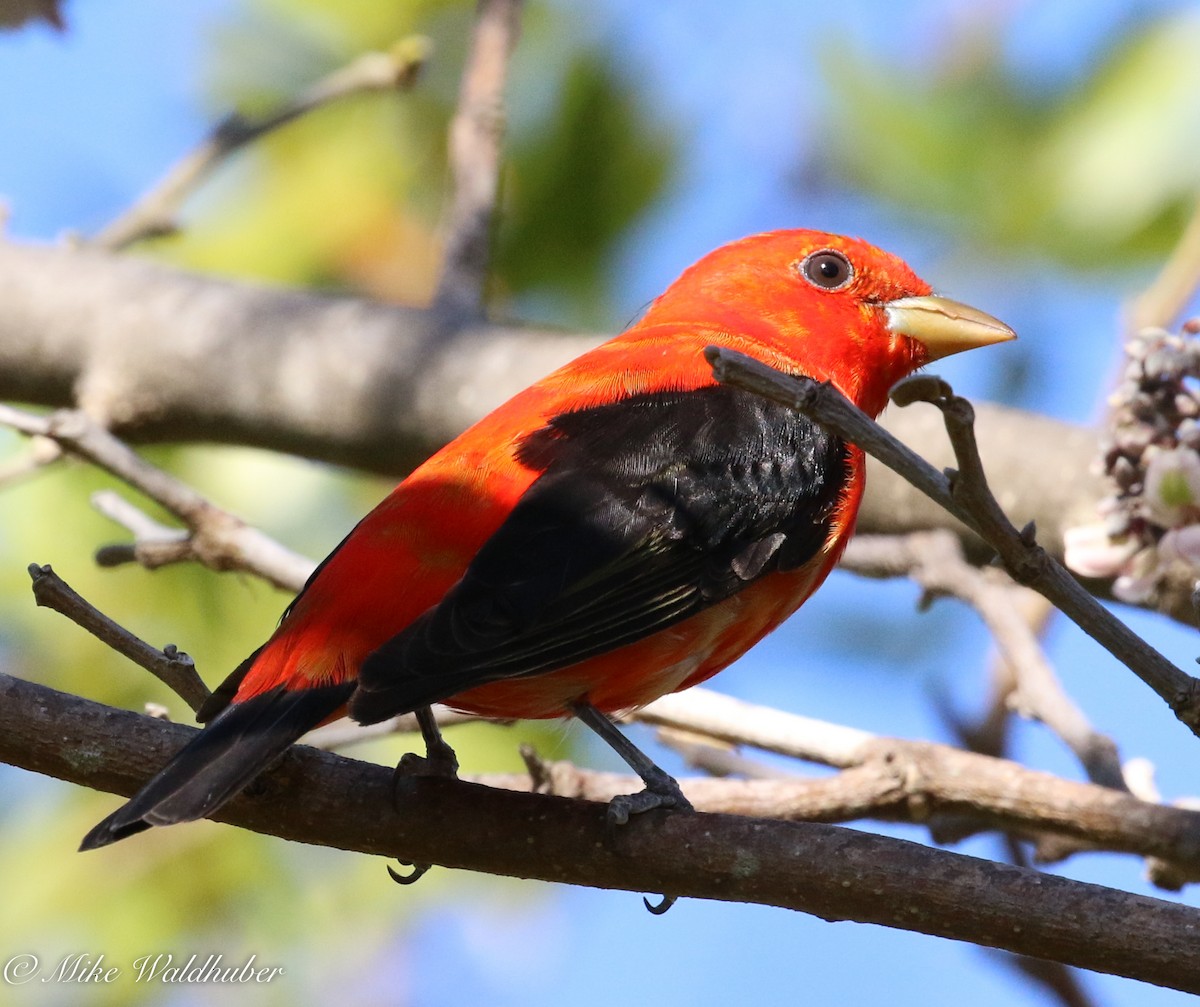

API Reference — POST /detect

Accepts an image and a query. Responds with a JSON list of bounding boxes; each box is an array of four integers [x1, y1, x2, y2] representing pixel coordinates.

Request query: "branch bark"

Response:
[[4, 672, 1200, 993], [0, 239, 1133, 594], [0, 239, 597, 472]]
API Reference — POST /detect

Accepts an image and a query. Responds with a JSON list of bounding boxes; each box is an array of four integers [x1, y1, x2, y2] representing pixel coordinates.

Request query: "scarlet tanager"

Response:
[[81, 229, 1014, 850]]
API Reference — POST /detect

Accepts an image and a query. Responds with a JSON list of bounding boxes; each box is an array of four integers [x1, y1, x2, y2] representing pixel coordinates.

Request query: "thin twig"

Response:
[[91, 489, 192, 569], [704, 347, 1200, 735], [433, 0, 524, 320], [27, 563, 209, 712], [842, 532, 1126, 790], [91, 40, 430, 250], [0, 434, 61, 488], [0, 405, 314, 591], [656, 730, 793, 780], [302, 707, 484, 751], [633, 687, 872, 768]]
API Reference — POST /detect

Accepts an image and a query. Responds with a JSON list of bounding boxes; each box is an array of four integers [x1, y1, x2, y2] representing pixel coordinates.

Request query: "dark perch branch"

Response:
[[704, 347, 1200, 734], [4, 671, 1200, 992]]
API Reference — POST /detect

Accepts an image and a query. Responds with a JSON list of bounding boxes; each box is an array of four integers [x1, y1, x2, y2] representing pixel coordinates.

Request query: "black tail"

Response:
[[80, 683, 354, 851]]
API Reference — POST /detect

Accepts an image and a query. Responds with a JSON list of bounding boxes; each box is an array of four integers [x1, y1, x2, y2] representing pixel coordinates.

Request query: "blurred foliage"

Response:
[[494, 51, 672, 326], [162, 0, 673, 327], [822, 8, 1200, 269]]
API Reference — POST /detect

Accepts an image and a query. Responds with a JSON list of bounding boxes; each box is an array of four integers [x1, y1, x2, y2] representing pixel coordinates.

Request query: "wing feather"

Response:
[[351, 383, 849, 723]]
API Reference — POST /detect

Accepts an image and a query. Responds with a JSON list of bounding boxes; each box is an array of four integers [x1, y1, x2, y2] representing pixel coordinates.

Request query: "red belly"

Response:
[[443, 561, 831, 719]]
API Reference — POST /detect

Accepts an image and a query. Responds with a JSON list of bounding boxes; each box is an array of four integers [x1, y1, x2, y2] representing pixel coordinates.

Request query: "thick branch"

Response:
[[0, 239, 595, 471], [5, 672, 1200, 993], [0, 240, 1115, 563]]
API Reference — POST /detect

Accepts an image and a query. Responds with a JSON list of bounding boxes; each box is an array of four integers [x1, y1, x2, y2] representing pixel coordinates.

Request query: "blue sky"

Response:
[[2, 1, 1199, 1005]]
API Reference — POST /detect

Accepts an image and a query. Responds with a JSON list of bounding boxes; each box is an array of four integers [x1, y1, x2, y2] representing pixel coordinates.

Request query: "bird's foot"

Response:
[[569, 700, 692, 914], [394, 742, 460, 781], [399, 705, 461, 780], [390, 724, 459, 815], [607, 769, 690, 914], [606, 772, 694, 827]]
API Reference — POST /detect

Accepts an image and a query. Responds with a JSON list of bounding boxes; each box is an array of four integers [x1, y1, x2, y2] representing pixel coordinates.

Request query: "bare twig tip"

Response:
[[389, 35, 433, 84], [519, 742, 551, 793]]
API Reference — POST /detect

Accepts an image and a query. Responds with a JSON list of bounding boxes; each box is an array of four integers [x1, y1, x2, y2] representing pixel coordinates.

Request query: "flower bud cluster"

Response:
[[1064, 320, 1200, 602]]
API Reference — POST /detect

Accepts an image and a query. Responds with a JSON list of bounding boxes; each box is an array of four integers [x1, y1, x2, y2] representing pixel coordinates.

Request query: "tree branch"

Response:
[[0, 404, 314, 590], [433, 0, 524, 320], [25, 557, 1200, 891], [4, 671, 1200, 992], [704, 347, 1200, 734], [26, 563, 209, 712], [631, 689, 1200, 876], [0, 239, 598, 471], [841, 532, 1126, 790]]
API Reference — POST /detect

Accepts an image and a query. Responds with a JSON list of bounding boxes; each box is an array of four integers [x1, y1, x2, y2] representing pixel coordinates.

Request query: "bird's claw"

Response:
[[387, 861, 432, 886], [390, 746, 459, 814], [643, 893, 677, 915], [607, 779, 690, 913]]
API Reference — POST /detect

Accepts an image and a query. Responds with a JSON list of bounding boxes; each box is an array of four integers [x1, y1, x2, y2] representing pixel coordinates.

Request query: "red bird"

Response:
[[81, 230, 1013, 850]]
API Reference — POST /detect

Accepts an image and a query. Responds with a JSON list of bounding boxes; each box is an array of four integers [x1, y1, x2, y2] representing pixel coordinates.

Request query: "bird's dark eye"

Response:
[[800, 250, 853, 291]]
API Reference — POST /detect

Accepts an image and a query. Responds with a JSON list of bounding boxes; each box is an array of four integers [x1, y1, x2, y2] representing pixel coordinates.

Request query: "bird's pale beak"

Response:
[[885, 295, 1016, 361]]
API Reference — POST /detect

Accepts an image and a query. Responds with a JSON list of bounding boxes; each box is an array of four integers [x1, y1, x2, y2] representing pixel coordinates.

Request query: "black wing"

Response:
[[350, 383, 850, 723]]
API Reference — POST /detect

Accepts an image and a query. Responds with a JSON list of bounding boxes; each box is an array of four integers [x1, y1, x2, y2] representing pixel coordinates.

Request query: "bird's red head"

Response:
[[640, 229, 1015, 416]]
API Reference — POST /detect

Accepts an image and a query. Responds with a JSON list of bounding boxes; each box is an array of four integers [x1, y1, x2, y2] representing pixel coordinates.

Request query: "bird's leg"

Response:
[[388, 706, 459, 887], [570, 700, 694, 825], [571, 701, 691, 914], [394, 705, 460, 780]]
